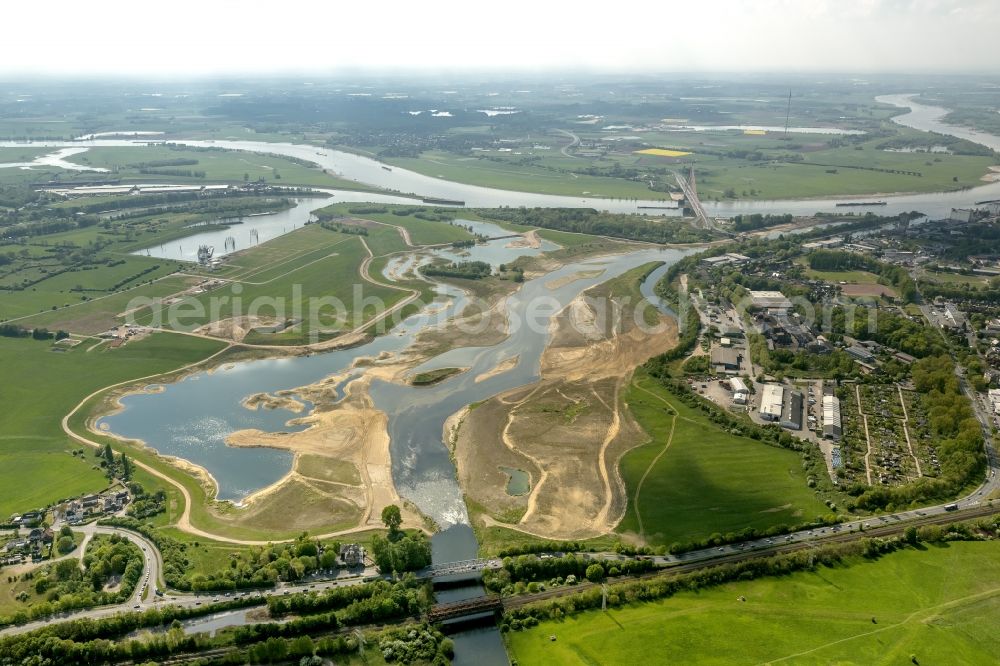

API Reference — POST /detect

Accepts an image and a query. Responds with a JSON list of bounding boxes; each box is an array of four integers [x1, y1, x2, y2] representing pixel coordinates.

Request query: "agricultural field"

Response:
[[0, 192, 313, 330], [616, 371, 833, 547], [384, 150, 665, 199], [60, 145, 381, 192], [122, 224, 409, 344], [0, 332, 226, 519], [315, 203, 476, 246], [378, 115, 998, 201], [506, 541, 1000, 665]]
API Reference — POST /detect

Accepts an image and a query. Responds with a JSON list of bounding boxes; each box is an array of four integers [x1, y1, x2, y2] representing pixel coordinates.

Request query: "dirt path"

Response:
[[501, 386, 550, 527], [763, 585, 1000, 664], [897, 385, 923, 478], [856, 384, 875, 485], [629, 378, 679, 540], [591, 382, 623, 531]]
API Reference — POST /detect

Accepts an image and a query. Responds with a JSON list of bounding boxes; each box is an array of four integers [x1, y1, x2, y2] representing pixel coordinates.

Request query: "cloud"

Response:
[[0, 0, 997, 75]]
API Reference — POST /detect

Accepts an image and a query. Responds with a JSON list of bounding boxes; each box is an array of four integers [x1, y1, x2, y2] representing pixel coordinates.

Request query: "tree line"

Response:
[[475, 207, 717, 244], [500, 515, 998, 632]]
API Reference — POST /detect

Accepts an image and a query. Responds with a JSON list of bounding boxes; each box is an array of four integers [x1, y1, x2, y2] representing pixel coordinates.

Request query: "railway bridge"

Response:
[[427, 595, 504, 623]]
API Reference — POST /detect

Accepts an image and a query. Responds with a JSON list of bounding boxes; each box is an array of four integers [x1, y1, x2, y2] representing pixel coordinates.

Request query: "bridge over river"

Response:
[[418, 557, 503, 579]]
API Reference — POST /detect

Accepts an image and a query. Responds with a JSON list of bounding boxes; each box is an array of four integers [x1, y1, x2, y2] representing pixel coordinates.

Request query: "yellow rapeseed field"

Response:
[[634, 148, 692, 157]]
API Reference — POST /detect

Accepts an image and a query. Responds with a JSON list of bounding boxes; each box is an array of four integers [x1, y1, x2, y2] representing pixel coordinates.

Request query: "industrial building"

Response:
[[748, 290, 793, 311], [700, 252, 751, 268], [711, 347, 741, 373], [846, 345, 875, 363], [759, 384, 784, 421], [823, 395, 842, 440], [730, 377, 749, 405], [781, 390, 803, 430]]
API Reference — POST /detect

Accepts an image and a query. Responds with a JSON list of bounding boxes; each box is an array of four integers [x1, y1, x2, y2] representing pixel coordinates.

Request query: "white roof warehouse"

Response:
[[759, 384, 784, 421]]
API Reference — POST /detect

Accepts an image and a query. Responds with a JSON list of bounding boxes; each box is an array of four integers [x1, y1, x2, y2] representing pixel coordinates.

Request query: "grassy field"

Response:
[[921, 269, 991, 287], [506, 540, 1000, 665], [0, 147, 54, 163], [385, 151, 663, 199], [118, 224, 409, 344], [801, 267, 881, 284], [315, 203, 476, 246], [617, 371, 832, 546], [0, 332, 226, 518], [380, 123, 998, 201], [11, 276, 195, 335], [0, 255, 182, 321], [61, 145, 384, 192], [411, 367, 465, 385]]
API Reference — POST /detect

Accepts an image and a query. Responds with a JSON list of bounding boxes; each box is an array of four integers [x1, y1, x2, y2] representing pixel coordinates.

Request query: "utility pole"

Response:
[[602, 583, 608, 611]]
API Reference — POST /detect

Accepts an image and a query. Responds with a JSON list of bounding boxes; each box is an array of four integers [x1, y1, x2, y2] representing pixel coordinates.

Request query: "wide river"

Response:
[[2, 96, 1000, 237]]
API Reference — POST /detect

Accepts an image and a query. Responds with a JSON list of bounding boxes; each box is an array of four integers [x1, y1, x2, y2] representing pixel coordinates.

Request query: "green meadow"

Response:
[[506, 540, 1000, 665], [617, 371, 832, 546]]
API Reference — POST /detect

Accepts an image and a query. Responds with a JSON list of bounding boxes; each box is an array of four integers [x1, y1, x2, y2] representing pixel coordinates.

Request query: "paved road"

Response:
[[554, 129, 580, 159]]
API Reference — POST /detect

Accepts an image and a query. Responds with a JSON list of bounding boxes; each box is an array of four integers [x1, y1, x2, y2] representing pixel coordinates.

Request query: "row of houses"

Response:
[[2, 527, 55, 564], [65, 491, 129, 524], [8, 511, 44, 528]]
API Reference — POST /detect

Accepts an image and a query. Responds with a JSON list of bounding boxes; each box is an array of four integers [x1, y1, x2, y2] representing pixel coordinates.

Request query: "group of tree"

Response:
[[829, 305, 945, 358], [0, 324, 69, 340], [98, 443, 132, 482], [420, 259, 492, 280], [319, 220, 369, 235], [0, 579, 445, 666], [124, 481, 166, 520], [483, 553, 654, 595], [0, 534, 143, 628], [475, 207, 716, 244], [99, 519, 344, 591], [266, 574, 429, 621]]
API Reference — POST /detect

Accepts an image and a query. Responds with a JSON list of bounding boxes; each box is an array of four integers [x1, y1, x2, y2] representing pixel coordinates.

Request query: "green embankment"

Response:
[[506, 541, 1000, 665], [61, 145, 385, 192]]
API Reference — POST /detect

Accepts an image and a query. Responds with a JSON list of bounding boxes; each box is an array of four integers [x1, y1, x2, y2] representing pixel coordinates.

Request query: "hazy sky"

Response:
[[3, 0, 998, 76]]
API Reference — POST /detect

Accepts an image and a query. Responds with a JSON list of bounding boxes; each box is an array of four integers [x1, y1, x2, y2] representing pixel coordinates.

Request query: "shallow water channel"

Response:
[[98, 216, 687, 662]]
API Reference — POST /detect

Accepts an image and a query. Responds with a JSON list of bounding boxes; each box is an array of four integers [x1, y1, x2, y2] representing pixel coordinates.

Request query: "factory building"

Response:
[[780, 390, 803, 430], [759, 384, 784, 421], [823, 395, 842, 441]]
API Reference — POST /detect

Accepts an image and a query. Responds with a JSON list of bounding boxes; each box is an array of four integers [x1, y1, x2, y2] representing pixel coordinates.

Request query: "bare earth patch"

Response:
[[841, 283, 897, 298], [454, 284, 679, 540]]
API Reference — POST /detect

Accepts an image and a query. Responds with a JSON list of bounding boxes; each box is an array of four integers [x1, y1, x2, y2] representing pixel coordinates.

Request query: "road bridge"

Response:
[[675, 167, 714, 230], [418, 558, 503, 578]]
